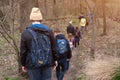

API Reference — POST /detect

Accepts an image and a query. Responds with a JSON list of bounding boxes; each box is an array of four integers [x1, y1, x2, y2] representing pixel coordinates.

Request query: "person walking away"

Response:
[[20, 7, 58, 80], [67, 33, 75, 50], [67, 21, 75, 36], [79, 16, 87, 34], [67, 21, 75, 49], [74, 27, 82, 48], [54, 28, 72, 80]]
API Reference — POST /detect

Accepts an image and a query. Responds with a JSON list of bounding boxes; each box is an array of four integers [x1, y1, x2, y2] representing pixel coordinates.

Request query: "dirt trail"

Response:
[[52, 47, 83, 80], [80, 19, 120, 80]]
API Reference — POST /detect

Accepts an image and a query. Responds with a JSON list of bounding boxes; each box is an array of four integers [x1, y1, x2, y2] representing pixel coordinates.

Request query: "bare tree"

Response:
[[0, 0, 21, 72], [102, 0, 107, 35], [35, 0, 39, 7], [91, 0, 107, 35], [84, 0, 96, 59], [19, 0, 35, 32]]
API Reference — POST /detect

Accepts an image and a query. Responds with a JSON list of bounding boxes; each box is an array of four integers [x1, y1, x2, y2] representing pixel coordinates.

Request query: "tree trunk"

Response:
[[85, 0, 96, 59], [35, 0, 39, 7], [102, 0, 107, 35], [19, 0, 35, 32]]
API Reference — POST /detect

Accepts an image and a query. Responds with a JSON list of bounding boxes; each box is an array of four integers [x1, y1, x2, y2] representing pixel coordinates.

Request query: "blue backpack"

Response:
[[57, 39, 68, 55], [27, 28, 52, 68]]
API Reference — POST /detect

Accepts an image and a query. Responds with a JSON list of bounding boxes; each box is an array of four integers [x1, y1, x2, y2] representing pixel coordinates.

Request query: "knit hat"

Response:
[[30, 7, 43, 20]]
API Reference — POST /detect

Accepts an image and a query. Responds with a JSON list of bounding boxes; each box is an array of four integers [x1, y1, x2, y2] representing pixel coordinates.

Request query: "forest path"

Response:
[[52, 47, 83, 80]]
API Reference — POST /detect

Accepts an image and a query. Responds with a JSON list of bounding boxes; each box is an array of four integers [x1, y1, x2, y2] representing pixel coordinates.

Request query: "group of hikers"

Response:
[[67, 15, 87, 49], [20, 7, 87, 80]]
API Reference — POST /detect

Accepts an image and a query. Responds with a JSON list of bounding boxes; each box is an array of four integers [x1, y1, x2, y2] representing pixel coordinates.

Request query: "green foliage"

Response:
[[111, 65, 120, 80], [73, 74, 86, 80], [72, 20, 79, 27], [4, 76, 9, 80], [3, 76, 20, 80], [11, 77, 19, 80]]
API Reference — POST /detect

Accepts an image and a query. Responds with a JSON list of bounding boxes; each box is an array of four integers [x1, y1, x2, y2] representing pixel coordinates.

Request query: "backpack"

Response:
[[27, 28, 52, 68], [57, 39, 68, 55]]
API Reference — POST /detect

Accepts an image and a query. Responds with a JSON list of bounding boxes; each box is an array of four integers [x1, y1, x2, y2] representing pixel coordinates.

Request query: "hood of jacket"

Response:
[[56, 34, 65, 39], [30, 23, 51, 31]]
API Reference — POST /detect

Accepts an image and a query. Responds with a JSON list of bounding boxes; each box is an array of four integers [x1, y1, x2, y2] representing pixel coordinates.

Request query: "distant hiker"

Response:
[[79, 15, 87, 34], [67, 21, 75, 49], [67, 33, 75, 50], [54, 28, 72, 80], [20, 7, 58, 80], [67, 21, 75, 36], [74, 27, 82, 48]]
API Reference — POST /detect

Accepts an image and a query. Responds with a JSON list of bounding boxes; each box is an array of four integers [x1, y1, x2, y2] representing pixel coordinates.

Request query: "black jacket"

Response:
[[20, 24, 58, 68], [55, 34, 72, 59], [67, 24, 75, 35]]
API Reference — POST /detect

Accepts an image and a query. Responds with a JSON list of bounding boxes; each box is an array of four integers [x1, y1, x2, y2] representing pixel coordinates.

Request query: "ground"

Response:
[[0, 18, 120, 80], [51, 18, 120, 80]]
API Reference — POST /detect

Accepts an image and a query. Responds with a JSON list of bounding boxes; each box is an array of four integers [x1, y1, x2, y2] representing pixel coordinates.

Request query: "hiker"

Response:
[[74, 27, 82, 48], [67, 33, 75, 50], [20, 7, 58, 80], [79, 15, 87, 34], [67, 21, 75, 49], [54, 28, 72, 80], [67, 21, 75, 36]]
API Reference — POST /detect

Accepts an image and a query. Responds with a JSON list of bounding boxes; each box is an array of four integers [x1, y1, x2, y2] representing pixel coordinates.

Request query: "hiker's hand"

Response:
[[53, 61, 58, 70], [22, 66, 27, 72], [67, 59, 70, 61], [55, 61, 58, 66]]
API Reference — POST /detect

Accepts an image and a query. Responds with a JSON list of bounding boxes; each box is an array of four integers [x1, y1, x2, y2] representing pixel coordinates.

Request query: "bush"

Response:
[[3, 76, 20, 80], [111, 65, 120, 80]]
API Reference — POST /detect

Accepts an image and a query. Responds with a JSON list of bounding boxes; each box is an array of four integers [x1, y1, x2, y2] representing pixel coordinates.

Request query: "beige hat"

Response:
[[30, 7, 43, 20]]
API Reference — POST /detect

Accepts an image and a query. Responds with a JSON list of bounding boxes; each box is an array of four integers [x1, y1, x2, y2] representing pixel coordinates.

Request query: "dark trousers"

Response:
[[56, 58, 68, 80], [74, 37, 80, 48], [28, 67, 52, 80], [75, 41, 79, 48]]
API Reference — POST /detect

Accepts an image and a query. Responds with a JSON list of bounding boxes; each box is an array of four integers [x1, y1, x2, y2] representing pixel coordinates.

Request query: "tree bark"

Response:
[[102, 0, 107, 35], [35, 0, 39, 7], [19, 0, 35, 32]]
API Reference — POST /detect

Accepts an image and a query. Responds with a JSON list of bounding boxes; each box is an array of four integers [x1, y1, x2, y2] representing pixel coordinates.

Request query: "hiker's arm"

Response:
[[20, 31, 32, 68], [20, 31, 27, 67], [67, 40, 72, 59], [49, 30, 58, 61]]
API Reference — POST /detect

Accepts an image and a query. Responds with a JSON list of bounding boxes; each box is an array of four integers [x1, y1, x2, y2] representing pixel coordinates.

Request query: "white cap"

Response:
[[69, 21, 73, 24]]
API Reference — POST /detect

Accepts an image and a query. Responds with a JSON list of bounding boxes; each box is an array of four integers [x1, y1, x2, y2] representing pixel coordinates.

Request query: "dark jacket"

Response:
[[55, 34, 72, 59], [74, 29, 82, 42], [67, 24, 75, 36], [20, 23, 58, 68]]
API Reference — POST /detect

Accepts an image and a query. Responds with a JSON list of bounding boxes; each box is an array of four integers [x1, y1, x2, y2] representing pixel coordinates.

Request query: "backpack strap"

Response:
[[27, 28, 39, 48]]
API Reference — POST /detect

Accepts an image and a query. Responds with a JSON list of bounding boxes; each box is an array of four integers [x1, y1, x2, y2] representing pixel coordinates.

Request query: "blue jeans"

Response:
[[28, 67, 52, 80], [66, 61, 69, 71], [81, 26, 85, 34], [56, 58, 68, 80]]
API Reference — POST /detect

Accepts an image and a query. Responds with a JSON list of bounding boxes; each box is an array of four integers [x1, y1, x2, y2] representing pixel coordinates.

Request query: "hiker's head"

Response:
[[30, 7, 43, 22], [54, 27, 61, 36], [54, 27, 61, 33], [69, 21, 73, 24], [76, 27, 78, 30]]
